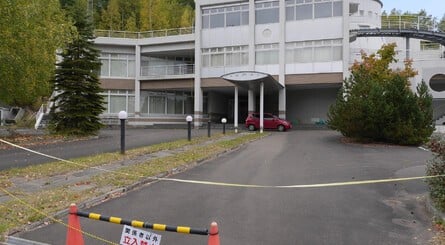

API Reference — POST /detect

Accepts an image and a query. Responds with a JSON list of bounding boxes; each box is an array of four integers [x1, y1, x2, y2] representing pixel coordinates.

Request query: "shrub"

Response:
[[427, 137, 445, 212], [328, 44, 433, 145]]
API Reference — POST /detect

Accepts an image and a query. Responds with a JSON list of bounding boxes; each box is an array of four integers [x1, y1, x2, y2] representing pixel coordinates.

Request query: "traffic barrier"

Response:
[[208, 222, 220, 245], [66, 204, 85, 245], [67, 204, 219, 244]]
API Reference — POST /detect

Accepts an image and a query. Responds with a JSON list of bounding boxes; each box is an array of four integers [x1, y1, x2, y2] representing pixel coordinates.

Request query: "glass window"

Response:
[[296, 4, 313, 20], [202, 15, 210, 29], [175, 95, 184, 114], [256, 50, 279, 65], [333, 46, 342, 60], [211, 53, 224, 66], [295, 47, 312, 63], [111, 60, 127, 77], [256, 8, 279, 24], [110, 95, 126, 113], [333, 1, 342, 16], [210, 13, 224, 28], [314, 46, 332, 61], [314, 2, 332, 18], [167, 96, 175, 114], [100, 59, 109, 76], [241, 11, 249, 25], [127, 96, 135, 113], [149, 96, 165, 114], [202, 54, 211, 67], [226, 12, 241, 26], [286, 6, 295, 21], [128, 60, 135, 77]]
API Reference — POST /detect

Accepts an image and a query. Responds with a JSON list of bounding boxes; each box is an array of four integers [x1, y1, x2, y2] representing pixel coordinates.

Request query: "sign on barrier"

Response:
[[120, 225, 162, 245]]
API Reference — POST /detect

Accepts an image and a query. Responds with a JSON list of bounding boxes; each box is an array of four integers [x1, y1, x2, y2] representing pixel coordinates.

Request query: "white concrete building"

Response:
[[93, 0, 445, 128]]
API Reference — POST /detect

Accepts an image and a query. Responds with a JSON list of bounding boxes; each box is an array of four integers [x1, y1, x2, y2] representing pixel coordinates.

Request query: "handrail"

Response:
[[141, 64, 195, 77], [95, 27, 195, 39]]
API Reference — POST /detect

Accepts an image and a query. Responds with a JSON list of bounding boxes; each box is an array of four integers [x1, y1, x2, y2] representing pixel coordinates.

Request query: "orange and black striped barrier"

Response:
[[67, 203, 220, 245]]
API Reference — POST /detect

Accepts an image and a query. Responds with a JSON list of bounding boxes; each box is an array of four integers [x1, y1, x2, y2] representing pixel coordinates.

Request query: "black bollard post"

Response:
[[208, 120, 211, 137], [187, 121, 191, 141], [120, 118, 125, 154]]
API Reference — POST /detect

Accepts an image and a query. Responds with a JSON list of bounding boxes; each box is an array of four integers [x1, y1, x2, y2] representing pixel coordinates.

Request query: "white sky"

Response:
[[381, 0, 445, 19]]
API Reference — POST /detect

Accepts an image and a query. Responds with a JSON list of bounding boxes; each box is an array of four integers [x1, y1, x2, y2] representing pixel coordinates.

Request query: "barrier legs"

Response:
[[66, 203, 84, 245]]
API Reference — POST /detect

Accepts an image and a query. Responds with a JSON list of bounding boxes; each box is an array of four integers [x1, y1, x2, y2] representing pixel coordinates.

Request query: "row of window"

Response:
[[101, 90, 194, 115], [201, 40, 342, 67], [202, 4, 249, 28], [285, 39, 343, 63], [202, 46, 249, 67], [202, 0, 343, 28]]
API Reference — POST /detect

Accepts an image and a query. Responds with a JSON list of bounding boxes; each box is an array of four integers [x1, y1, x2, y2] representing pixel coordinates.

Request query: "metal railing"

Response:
[[95, 27, 195, 39], [381, 15, 438, 31], [140, 64, 195, 77]]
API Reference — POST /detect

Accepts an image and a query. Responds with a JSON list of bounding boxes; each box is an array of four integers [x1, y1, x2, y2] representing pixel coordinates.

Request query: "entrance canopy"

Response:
[[221, 71, 283, 92], [221, 71, 283, 133]]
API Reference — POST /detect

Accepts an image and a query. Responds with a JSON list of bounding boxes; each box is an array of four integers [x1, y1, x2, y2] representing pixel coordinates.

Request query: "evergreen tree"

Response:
[[328, 44, 433, 145], [49, 0, 105, 136]]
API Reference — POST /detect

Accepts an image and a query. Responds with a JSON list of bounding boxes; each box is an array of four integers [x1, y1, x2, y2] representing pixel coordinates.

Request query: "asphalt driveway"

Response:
[[0, 128, 208, 170], [19, 130, 435, 244]]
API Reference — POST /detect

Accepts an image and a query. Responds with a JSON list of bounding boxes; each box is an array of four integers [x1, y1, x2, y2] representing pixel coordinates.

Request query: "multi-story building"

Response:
[[93, 0, 445, 128]]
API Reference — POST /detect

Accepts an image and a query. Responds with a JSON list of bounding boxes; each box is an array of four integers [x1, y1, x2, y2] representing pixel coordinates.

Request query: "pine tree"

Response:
[[328, 44, 433, 145], [49, 0, 105, 136]]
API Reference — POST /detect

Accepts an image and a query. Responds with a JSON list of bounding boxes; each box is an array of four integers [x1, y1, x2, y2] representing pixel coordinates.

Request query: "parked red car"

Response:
[[245, 113, 292, 132]]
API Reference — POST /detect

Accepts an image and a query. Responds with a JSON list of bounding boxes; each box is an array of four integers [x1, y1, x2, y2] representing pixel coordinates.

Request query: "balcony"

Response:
[[140, 64, 195, 80]]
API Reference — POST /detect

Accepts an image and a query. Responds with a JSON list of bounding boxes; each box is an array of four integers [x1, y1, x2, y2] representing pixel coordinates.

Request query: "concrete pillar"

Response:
[[406, 37, 410, 60], [248, 89, 255, 113], [134, 45, 141, 117], [248, 0, 255, 70], [194, 2, 203, 127], [279, 87, 286, 119], [260, 82, 264, 133]]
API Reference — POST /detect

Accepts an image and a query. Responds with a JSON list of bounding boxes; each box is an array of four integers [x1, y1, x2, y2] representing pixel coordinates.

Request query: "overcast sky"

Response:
[[381, 0, 445, 19]]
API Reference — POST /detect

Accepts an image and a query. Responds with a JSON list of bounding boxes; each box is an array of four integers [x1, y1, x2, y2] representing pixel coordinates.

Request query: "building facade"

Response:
[[93, 0, 445, 127]]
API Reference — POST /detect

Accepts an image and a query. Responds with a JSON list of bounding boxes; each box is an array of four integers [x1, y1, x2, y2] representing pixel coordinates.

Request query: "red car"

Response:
[[245, 113, 292, 132]]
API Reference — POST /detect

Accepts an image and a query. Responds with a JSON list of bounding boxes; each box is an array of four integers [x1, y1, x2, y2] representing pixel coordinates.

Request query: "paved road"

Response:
[[19, 130, 434, 244], [0, 128, 208, 170]]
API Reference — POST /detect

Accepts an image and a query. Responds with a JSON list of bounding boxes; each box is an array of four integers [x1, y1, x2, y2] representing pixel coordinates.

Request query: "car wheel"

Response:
[[248, 125, 255, 131], [277, 125, 285, 132]]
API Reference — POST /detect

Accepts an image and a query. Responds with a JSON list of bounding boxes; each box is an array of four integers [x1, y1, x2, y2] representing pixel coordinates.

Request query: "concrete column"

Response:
[[342, 0, 351, 80], [260, 82, 264, 133], [248, 89, 255, 113], [248, 0, 255, 70], [279, 87, 286, 119], [405, 37, 410, 60], [234, 86, 239, 133], [194, 3, 203, 127], [134, 45, 141, 117]]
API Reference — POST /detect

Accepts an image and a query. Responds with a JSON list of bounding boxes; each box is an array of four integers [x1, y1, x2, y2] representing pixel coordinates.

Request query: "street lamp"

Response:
[[186, 115, 193, 141], [118, 111, 128, 154], [221, 118, 227, 134]]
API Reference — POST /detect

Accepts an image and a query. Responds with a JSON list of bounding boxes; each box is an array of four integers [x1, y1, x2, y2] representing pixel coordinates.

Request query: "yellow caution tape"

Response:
[[1, 138, 442, 189]]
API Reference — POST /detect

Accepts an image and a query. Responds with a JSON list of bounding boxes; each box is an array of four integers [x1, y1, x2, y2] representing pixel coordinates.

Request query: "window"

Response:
[[255, 1, 279, 24], [101, 90, 135, 114], [314, 2, 332, 19], [202, 46, 248, 67], [202, 4, 249, 29], [333, 1, 342, 16], [256, 43, 279, 65], [296, 4, 313, 20], [100, 53, 135, 78], [286, 0, 342, 21], [150, 96, 165, 114], [286, 39, 343, 63]]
